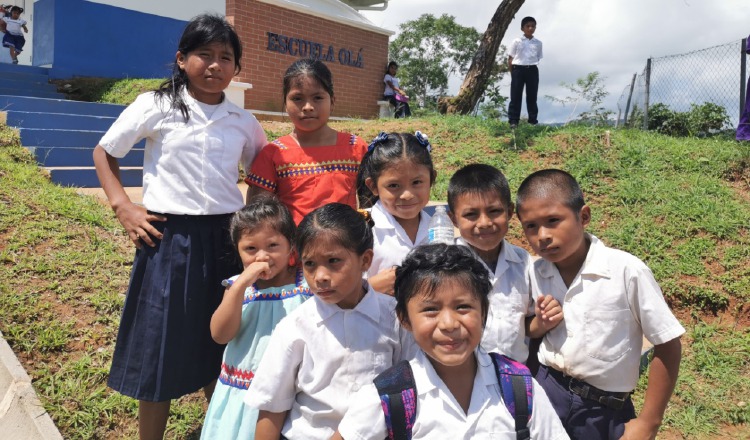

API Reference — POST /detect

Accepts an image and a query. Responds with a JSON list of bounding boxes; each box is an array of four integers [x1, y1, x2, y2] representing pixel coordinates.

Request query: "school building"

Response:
[[25, 0, 393, 118]]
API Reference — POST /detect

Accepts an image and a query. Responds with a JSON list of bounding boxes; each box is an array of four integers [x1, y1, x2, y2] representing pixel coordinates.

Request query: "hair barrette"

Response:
[[357, 208, 373, 223], [414, 131, 431, 153], [367, 132, 389, 153]]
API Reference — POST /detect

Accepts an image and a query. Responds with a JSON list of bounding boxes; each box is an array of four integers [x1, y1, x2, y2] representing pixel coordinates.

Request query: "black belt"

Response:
[[512, 64, 538, 68], [544, 366, 630, 410]]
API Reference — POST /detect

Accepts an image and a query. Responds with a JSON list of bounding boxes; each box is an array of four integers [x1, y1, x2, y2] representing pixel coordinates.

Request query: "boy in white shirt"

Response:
[[1, 6, 27, 64], [516, 169, 684, 440], [507, 16, 542, 128], [447, 163, 562, 363]]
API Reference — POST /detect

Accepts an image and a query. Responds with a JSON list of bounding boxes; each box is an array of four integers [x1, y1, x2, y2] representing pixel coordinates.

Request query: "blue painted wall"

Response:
[[33, 0, 188, 79]]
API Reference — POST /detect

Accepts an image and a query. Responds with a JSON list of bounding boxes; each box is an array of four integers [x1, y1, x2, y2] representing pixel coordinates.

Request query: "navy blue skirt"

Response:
[[108, 213, 241, 402]]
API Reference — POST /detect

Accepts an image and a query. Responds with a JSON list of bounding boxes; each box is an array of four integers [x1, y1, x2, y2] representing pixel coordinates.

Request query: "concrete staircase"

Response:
[[0, 64, 141, 187]]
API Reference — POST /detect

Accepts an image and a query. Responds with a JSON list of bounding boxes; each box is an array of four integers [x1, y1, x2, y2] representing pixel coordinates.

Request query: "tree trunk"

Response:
[[443, 0, 526, 114]]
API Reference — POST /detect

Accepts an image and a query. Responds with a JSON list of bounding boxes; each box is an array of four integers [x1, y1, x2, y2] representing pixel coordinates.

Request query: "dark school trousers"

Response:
[[536, 365, 636, 440], [508, 65, 539, 124]]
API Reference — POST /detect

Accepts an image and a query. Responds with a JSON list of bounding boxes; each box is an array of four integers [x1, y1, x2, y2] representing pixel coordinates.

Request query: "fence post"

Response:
[[623, 73, 637, 127], [741, 38, 747, 119], [643, 58, 651, 130]]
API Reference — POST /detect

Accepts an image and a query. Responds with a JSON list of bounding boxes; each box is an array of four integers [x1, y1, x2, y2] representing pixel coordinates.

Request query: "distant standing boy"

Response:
[[507, 16, 542, 128], [447, 163, 563, 364], [2, 6, 27, 64], [516, 169, 684, 440]]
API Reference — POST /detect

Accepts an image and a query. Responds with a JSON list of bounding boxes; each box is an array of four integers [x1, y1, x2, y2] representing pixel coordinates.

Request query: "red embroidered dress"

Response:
[[246, 132, 368, 224]]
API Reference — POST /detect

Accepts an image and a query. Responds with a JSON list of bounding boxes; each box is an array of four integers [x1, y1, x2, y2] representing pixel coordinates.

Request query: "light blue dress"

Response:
[[201, 269, 312, 439]]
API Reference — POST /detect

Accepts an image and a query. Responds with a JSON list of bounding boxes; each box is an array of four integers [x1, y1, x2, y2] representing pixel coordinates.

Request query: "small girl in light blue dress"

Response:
[[201, 197, 311, 439]]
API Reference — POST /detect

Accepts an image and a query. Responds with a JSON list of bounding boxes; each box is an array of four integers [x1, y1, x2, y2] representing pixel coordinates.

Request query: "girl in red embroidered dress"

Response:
[[245, 59, 368, 224]]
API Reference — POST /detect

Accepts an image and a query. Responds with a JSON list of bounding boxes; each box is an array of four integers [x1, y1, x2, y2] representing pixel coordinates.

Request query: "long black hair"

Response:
[[154, 14, 242, 121]]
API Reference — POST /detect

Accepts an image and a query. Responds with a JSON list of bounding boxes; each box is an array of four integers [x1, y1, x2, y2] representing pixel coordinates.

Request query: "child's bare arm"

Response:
[[255, 410, 288, 440], [507, 55, 514, 72], [210, 261, 271, 344], [620, 336, 682, 440], [368, 267, 396, 296], [22, 24, 27, 33], [330, 432, 344, 440], [526, 294, 563, 338], [93, 145, 165, 247]]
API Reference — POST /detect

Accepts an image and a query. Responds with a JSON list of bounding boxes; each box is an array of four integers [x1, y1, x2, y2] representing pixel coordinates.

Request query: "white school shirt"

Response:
[[457, 238, 535, 363], [99, 91, 267, 215], [338, 350, 570, 440], [244, 287, 418, 440], [2, 17, 25, 36], [534, 234, 685, 392], [383, 74, 399, 96], [367, 200, 431, 279], [508, 35, 543, 66]]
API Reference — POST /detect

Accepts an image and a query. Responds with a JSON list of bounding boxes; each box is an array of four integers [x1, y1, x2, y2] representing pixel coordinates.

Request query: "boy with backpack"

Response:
[[334, 244, 568, 439]]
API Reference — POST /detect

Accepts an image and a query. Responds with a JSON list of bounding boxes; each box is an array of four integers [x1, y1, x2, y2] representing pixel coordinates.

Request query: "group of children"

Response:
[[93, 13, 684, 440]]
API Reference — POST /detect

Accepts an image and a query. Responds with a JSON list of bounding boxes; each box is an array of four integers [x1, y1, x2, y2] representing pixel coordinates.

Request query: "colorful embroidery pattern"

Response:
[[275, 159, 360, 179], [243, 271, 311, 304], [218, 363, 255, 390]]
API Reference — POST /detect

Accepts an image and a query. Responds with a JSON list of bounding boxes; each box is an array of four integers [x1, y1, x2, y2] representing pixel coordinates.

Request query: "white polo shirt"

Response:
[[508, 35, 543, 66], [457, 238, 535, 363], [244, 288, 417, 440], [533, 234, 685, 392], [367, 200, 431, 279], [338, 350, 570, 440], [99, 91, 267, 215]]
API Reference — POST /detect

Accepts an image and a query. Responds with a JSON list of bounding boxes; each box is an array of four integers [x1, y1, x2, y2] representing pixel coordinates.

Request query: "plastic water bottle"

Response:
[[428, 205, 455, 244]]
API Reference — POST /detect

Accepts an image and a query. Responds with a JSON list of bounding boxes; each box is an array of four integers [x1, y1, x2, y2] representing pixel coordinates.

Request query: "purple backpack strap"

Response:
[[373, 360, 417, 440], [489, 352, 533, 440]]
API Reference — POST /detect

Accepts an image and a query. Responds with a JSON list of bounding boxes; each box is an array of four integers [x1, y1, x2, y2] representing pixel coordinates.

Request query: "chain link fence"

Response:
[[616, 39, 747, 129]]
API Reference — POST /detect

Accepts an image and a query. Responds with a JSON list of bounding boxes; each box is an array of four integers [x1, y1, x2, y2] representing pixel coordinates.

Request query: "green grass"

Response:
[[54, 77, 164, 104], [1, 115, 749, 438]]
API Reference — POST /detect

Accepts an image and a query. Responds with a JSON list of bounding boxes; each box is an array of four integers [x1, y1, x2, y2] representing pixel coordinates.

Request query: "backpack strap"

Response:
[[373, 360, 417, 440], [489, 352, 533, 440]]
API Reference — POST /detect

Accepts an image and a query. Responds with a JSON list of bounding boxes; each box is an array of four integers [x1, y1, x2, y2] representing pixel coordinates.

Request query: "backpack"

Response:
[[373, 352, 533, 440]]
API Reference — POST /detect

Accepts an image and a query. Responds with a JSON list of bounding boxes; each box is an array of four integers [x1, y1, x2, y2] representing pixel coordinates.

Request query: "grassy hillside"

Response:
[[0, 114, 748, 438]]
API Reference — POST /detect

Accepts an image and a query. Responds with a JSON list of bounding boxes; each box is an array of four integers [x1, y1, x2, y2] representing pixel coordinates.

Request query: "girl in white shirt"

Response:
[[247, 203, 417, 440], [357, 131, 436, 295], [92, 14, 267, 439], [335, 244, 569, 440]]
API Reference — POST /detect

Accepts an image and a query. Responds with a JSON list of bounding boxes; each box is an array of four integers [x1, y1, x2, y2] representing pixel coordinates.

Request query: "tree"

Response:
[[388, 14, 483, 109], [545, 71, 612, 124], [442, 0, 526, 115]]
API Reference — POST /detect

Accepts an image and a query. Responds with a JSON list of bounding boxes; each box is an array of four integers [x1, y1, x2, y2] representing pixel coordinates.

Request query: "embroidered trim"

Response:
[[243, 269, 312, 304], [218, 363, 254, 390], [275, 160, 360, 179], [245, 173, 277, 191]]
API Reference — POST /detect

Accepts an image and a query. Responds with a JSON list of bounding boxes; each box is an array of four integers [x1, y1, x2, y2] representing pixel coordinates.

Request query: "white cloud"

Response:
[[363, 0, 750, 123]]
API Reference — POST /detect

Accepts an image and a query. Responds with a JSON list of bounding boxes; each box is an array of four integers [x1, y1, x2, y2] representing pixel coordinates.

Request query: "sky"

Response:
[[362, 0, 750, 123]]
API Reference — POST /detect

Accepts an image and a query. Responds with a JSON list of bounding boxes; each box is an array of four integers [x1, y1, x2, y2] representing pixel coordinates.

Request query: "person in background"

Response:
[[1, 6, 27, 64], [383, 61, 412, 118], [507, 16, 542, 128]]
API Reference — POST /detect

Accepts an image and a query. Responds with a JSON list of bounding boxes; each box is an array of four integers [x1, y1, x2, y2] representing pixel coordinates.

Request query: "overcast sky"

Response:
[[362, 0, 749, 123]]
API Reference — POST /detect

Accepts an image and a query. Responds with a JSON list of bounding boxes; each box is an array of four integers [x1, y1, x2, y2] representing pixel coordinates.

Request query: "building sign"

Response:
[[266, 32, 363, 68]]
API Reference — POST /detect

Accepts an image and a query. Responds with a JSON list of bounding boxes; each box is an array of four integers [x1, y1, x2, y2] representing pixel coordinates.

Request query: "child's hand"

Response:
[[237, 261, 271, 286], [369, 267, 396, 296], [535, 294, 563, 331], [620, 417, 659, 440], [113, 201, 166, 248]]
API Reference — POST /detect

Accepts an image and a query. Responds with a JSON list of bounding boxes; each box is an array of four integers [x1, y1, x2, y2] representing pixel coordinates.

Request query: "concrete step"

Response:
[[0, 70, 51, 85], [47, 167, 142, 188], [29, 147, 144, 167], [0, 87, 65, 99], [0, 95, 125, 117], [0, 63, 50, 76], [19, 128, 109, 148], [2, 111, 116, 130], [0, 76, 59, 90]]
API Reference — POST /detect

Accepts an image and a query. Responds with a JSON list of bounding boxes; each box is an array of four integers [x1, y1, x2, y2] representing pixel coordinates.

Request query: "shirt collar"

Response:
[[412, 349, 493, 396], [456, 238, 522, 276], [371, 201, 431, 245], [181, 88, 240, 121], [535, 233, 610, 280], [311, 283, 381, 324]]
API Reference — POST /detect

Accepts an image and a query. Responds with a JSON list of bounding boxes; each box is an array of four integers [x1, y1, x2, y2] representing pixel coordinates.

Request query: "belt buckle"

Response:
[[568, 380, 590, 399], [598, 394, 627, 410]]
